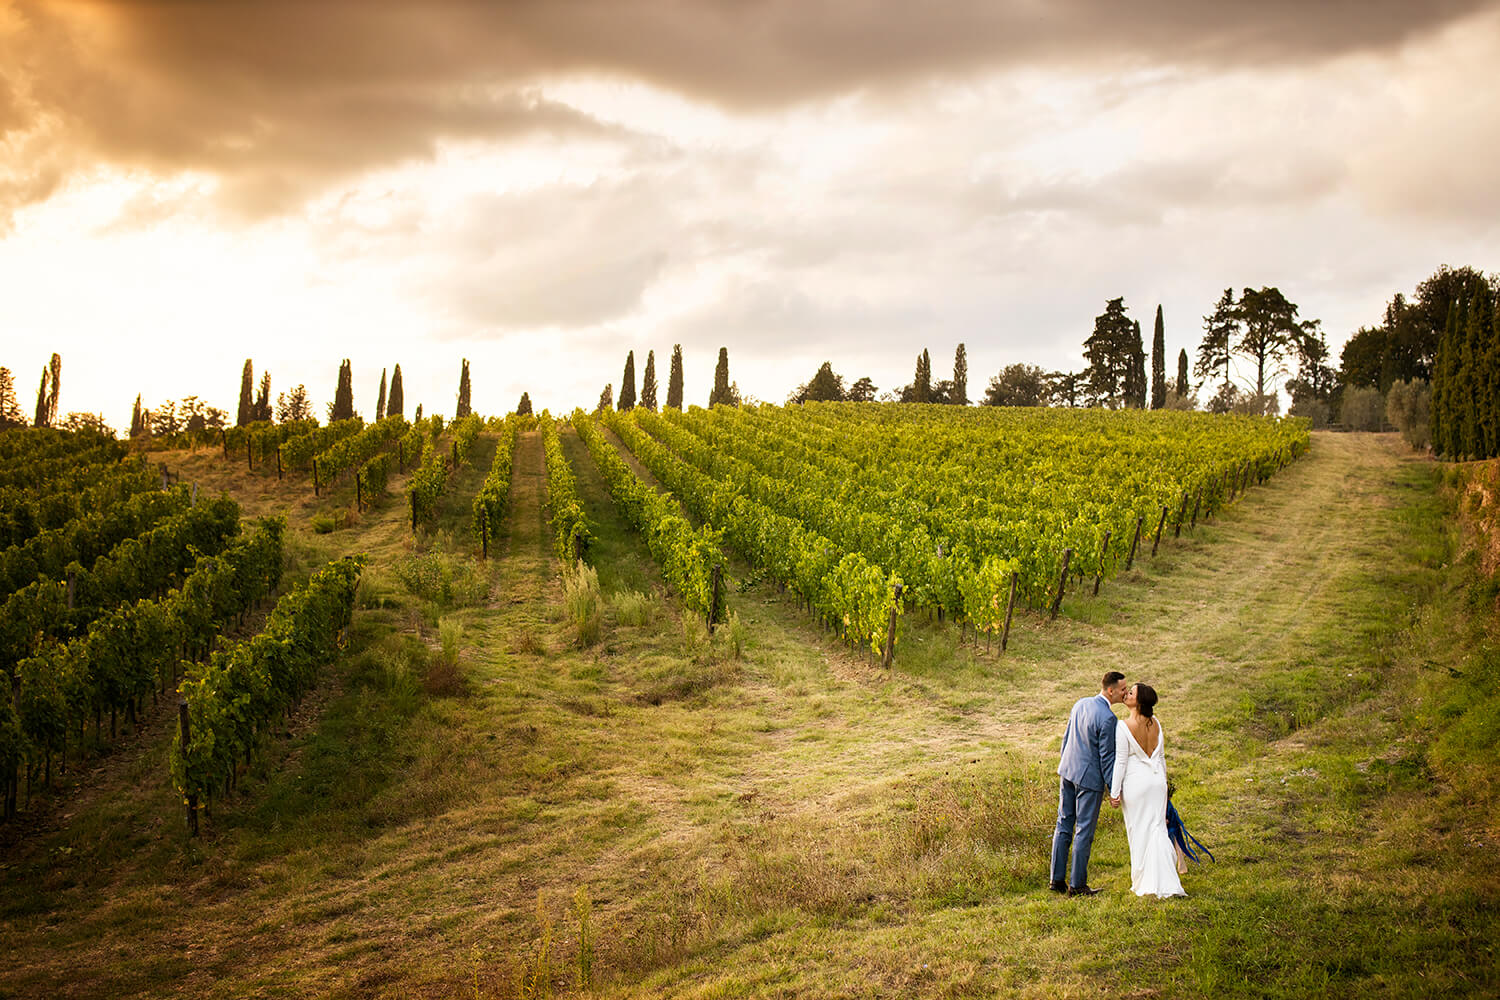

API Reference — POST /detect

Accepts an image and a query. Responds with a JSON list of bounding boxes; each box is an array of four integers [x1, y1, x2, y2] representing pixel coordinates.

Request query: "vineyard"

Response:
[[1, 407, 1494, 1000]]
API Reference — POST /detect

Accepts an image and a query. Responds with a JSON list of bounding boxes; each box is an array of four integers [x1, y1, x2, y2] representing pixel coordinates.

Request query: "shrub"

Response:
[[1386, 379, 1432, 451], [1340, 385, 1386, 431], [392, 550, 490, 608]]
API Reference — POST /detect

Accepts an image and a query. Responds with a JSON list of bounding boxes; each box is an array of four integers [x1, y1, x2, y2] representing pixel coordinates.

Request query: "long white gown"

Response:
[[1109, 718, 1186, 898]]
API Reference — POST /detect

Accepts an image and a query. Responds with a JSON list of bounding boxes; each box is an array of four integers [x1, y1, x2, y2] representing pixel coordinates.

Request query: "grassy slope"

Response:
[[0, 430, 1495, 999]]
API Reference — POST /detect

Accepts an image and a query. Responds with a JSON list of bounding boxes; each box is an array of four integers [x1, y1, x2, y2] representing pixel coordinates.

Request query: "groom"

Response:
[[1050, 670, 1127, 896]]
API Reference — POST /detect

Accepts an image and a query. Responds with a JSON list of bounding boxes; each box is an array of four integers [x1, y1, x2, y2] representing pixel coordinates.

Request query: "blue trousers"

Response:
[[1051, 778, 1103, 889]]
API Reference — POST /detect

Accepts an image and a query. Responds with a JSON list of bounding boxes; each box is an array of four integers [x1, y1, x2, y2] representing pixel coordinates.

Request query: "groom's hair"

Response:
[[1102, 671, 1125, 689]]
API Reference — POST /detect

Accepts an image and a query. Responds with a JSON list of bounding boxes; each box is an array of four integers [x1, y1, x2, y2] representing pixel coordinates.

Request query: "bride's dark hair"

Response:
[[1135, 683, 1159, 718]]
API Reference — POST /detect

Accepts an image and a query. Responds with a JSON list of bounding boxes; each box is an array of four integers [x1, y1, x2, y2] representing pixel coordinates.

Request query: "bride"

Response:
[[1108, 683, 1186, 898]]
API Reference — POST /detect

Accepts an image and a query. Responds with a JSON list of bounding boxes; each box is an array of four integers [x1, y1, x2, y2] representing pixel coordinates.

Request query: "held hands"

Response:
[[1109, 796, 1122, 808]]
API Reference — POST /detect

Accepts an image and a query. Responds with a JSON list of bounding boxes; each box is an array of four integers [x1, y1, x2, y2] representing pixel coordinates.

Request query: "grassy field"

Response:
[[1, 428, 1496, 999]]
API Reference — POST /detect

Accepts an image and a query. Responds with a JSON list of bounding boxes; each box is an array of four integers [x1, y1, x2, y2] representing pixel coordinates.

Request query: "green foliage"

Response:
[[472, 415, 519, 551], [709, 346, 733, 407], [577, 410, 724, 623], [540, 414, 593, 563], [172, 555, 364, 804], [314, 414, 407, 486], [280, 418, 362, 471], [666, 344, 684, 410], [1386, 379, 1432, 451], [612, 588, 657, 627], [1340, 386, 1386, 431], [390, 550, 490, 609]]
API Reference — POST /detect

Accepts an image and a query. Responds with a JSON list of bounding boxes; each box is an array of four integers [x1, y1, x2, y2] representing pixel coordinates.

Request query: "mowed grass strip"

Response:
[[0, 431, 1495, 999]]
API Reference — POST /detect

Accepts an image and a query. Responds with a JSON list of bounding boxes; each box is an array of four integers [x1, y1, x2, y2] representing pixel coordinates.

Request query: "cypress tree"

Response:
[[597, 383, 613, 413], [330, 359, 355, 422], [666, 345, 684, 410], [1458, 296, 1481, 458], [130, 393, 145, 437], [376, 368, 388, 421], [33, 368, 49, 427], [952, 344, 969, 405], [236, 360, 255, 426], [388, 364, 404, 419], [516, 392, 533, 416], [254, 372, 272, 422], [45, 353, 60, 425], [912, 350, 932, 403], [709, 347, 732, 407], [456, 359, 472, 418], [1151, 306, 1167, 409], [1176, 349, 1189, 398], [1431, 301, 1457, 456], [1129, 320, 1147, 408], [1487, 293, 1500, 458], [641, 350, 658, 411], [415, 403, 423, 422], [618, 351, 637, 410]]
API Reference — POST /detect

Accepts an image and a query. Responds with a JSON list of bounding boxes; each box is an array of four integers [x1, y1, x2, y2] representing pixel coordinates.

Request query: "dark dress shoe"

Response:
[[1048, 880, 1067, 894], [1066, 885, 1102, 896]]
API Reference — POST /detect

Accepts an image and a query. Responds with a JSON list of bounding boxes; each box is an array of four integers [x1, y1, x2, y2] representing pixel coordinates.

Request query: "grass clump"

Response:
[[425, 618, 467, 697], [563, 562, 603, 647], [612, 588, 657, 626]]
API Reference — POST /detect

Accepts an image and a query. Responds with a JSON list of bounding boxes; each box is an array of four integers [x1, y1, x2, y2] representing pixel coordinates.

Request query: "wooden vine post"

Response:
[[221, 429, 228, 459], [180, 699, 198, 836], [312, 459, 320, 497], [275, 445, 283, 481], [1174, 492, 1189, 538], [410, 492, 418, 532], [1050, 548, 1073, 620], [708, 563, 723, 632], [1125, 515, 1144, 570], [246, 437, 253, 471], [356, 473, 363, 513], [480, 509, 489, 559], [1152, 505, 1169, 556], [1189, 486, 1203, 529], [882, 583, 904, 668], [1092, 530, 1112, 596], [1000, 571, 1019, 652]]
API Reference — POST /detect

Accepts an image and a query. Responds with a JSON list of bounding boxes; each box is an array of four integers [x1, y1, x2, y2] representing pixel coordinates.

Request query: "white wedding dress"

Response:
[[1110, 718, 1186, 898]]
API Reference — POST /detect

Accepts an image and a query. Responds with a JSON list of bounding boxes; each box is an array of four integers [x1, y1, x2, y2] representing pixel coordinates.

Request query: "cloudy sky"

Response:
[[2, 0, 1497, 429]]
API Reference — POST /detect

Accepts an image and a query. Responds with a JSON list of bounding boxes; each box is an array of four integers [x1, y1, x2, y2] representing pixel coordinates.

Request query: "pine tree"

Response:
[[951, 343, 969, 406], [276, 385, 313, 424], [516, 392, 533, 416], [618, 351, 637, 411], [456, 359, 472, 418], [254, 372, 272, 422], [709, 347, 733, 407], [388, 364, 404, 419], [1151, 306, 1167, 409], [130, 393, 145, 437], [666, 345, 684, 410], [329, 359, 355, 422], [597, 384, 613, 413], [0, 368, 26, 427], [1197, 288, 1237, 397], [641, 350, 658, 411], [375, 369, 388, 421], [1176, 350, 1189, 398], [236, 359, 255, 426], [1084, 298, 1136, 408]]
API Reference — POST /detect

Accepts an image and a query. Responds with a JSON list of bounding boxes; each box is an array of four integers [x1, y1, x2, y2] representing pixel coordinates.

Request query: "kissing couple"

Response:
[[1049, 670, 1187, 899]]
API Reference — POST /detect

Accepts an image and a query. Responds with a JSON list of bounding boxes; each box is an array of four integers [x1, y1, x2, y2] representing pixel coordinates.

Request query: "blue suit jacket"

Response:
[[1057, 693, 1118, 792]]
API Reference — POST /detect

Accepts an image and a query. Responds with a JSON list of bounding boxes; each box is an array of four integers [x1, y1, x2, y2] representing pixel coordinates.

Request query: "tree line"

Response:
[[598, 344, 740, 413]]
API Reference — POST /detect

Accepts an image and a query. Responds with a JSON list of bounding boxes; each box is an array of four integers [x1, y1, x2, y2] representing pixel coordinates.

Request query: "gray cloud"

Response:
[[3, 0, 1494, 223]]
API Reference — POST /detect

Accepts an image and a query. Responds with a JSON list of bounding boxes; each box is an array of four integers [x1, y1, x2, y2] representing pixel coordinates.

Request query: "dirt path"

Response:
[[491, 429, 555, 603]]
